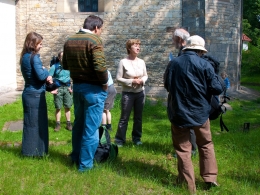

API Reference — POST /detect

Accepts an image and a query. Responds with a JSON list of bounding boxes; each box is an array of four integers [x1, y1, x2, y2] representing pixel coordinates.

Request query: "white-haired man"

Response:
[[165, 28, 197, 157], [164, 35, 226, 194]]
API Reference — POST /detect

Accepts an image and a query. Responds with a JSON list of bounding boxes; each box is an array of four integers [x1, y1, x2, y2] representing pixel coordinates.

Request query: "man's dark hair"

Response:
[[83, 15, 103, 30]]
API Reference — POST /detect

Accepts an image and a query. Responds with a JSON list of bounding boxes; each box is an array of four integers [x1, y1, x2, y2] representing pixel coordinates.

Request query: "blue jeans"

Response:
[[71, 83, 107, 172]]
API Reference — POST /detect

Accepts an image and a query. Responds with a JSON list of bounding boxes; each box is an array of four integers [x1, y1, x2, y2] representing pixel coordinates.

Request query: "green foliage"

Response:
[[243, 0, 260, 47], [241, 43, 260, 75], [1, 93, 260, 194]]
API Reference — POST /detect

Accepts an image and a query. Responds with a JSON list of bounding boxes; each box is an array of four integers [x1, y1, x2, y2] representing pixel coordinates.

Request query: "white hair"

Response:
[[174, 29, 190, 42]]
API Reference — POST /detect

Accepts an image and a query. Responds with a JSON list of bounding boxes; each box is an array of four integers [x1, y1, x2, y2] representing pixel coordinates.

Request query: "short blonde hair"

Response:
[[126, 39, 141, 54]]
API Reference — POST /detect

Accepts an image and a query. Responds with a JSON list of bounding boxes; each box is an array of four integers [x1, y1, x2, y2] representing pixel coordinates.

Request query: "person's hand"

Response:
[[50, 89, 58, 94], [102, 84, 108, 91], [68, 87, 73, 93], [46, 76, 53, 84], [132, 78, 143, 88], [136, 78, 143, 85]]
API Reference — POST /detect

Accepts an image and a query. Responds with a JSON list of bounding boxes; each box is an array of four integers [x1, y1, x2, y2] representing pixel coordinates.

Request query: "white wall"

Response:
[[0, 0, 16, 93], [243, 42, 249, 51]]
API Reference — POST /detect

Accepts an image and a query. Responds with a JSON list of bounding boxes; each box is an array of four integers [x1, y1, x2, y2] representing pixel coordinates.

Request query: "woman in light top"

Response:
[[115, 39, 148, 147]]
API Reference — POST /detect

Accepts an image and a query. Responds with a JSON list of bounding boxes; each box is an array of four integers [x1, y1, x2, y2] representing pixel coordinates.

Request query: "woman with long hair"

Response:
[[20, 32, 52, 157]]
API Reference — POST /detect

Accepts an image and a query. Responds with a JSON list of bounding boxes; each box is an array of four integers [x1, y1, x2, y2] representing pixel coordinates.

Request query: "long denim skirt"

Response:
[[22, 90, 49, 156]]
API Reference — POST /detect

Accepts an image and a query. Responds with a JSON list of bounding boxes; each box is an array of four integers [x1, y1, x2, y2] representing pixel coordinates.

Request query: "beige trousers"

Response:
[[171, 119, 218, 194]]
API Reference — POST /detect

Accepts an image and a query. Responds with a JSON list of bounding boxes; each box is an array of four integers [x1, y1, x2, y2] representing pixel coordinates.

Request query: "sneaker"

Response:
[[205, 181, 219, 189], [115, 142, 123, 147], [54, 123, 61, 132], [134, 141, 142, 146], [66, 123, 72, 131]]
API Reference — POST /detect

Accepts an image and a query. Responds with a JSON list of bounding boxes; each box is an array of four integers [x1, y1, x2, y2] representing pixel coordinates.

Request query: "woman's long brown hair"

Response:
[[20, 32, 43, 65]]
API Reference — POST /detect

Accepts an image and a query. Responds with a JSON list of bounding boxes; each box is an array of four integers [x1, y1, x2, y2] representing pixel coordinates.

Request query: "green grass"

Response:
[[1, 92, 260, 195]]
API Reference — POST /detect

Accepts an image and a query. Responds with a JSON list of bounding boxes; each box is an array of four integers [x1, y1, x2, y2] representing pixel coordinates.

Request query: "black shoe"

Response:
[[205, 181, 219, 189]]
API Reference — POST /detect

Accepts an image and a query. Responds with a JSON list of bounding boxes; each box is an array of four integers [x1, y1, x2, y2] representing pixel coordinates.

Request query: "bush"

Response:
[[242, 43, 260, 74]]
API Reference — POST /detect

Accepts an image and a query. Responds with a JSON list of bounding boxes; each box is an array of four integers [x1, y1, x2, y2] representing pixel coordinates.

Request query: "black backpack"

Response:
[[202, 55, 229, 131], [94, 126, 118, 163]]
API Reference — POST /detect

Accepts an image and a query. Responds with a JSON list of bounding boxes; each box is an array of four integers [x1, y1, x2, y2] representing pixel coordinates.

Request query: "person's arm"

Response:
[[92, 40, 108, 86], [140, 60, 148, 86], [32, 55, 50, 81], [206, 64, 226, 95], [48, 65, 55, 77], [164, 61, 172, 92]]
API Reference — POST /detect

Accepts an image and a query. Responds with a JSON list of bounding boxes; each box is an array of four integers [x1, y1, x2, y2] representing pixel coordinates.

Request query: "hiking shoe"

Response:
[[54, 124, 61, 132], [205, 181, 219, 189], [134, 141, 142, 146], [66, 123, 72, 131]]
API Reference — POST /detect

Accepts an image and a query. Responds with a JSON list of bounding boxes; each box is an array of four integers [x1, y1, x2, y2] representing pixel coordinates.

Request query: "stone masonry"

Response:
[[15, 0, 242, 97]]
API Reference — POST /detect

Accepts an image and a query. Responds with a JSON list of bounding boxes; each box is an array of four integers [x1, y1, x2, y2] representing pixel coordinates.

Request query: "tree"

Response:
[[243, 0, 260, 48]]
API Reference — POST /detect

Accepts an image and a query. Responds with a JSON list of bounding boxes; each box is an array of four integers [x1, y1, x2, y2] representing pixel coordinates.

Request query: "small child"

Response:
[[219, 71, 230, 102], [101, 70, 117, 130], [221, 71, 230, 91]]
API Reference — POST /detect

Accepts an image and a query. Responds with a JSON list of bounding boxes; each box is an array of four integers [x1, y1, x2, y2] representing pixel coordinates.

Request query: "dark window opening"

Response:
[[78, 0, 98, 12]]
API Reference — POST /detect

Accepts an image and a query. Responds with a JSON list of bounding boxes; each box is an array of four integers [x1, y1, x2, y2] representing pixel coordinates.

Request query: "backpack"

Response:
[[202, 55, 229, 131], [50, 56, 59, 67], [45, 57, 70, 92], [94, 126, 118, 163]]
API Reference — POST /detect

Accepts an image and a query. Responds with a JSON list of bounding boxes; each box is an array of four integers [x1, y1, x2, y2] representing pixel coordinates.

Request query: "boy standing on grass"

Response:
[[49, 51, 73, 132], [101, 70, 117, 130]]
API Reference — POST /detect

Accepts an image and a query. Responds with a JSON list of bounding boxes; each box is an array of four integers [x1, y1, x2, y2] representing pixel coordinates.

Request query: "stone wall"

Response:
[[15, 0, 242, 96], [205, 0, 242, 90], [15, 0, 181, 96], [182, 0, 242, 91]]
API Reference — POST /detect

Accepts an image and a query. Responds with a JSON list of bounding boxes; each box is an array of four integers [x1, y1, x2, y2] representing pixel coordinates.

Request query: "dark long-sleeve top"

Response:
[[62, 30, 108, 85], [21, 53, 49, 92], [164, 51, 226, 127]]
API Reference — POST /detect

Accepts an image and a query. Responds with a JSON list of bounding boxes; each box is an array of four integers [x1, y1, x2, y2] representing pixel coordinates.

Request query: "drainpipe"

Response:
[[238, 0, 243, 91]]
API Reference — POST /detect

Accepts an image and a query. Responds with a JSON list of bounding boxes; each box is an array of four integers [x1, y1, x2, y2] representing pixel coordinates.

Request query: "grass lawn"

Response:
[[1, 91, 260, 195]]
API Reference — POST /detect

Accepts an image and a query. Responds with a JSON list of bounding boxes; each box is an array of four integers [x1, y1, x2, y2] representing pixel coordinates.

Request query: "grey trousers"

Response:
[[115, 91, 145, 144]]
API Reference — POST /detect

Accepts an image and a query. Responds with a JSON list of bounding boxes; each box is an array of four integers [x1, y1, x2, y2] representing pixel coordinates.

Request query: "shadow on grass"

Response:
[[0, 144, 76, 170], [223, 170, 260, 191], [110, 157, 177, 187]]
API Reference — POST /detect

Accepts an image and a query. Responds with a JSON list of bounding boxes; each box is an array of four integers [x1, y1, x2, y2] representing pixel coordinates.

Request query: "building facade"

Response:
[[13, 0, 242, 96]]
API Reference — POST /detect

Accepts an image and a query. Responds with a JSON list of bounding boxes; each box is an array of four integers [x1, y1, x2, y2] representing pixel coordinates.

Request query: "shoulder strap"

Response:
[[54, 63, 63, 75], [220, 113, 229, 132]]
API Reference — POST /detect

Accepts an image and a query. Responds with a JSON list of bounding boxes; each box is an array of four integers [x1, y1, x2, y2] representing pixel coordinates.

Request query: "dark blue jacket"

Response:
[[21, 53, 49, 92], [164, 51, 226, 127]]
